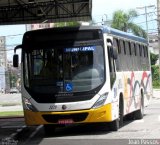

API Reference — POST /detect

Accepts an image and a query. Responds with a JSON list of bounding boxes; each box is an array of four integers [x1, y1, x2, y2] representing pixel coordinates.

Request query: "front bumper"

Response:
[[24, 103, 113, 125]]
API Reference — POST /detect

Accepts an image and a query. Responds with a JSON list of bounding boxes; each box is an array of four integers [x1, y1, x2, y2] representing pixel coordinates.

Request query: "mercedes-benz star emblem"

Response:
[[62, 105, 67, 110]]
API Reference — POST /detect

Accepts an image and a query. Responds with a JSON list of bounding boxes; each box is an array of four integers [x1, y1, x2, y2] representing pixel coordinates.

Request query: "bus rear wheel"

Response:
[[134, 92, 144, 119]]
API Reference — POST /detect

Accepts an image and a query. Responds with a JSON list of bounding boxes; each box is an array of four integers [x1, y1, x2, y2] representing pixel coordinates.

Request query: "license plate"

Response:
[[58, 119, 74, 124]]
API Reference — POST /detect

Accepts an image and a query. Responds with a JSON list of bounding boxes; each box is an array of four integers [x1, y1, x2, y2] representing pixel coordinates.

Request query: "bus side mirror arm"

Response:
[[13, 45, 22, 67]]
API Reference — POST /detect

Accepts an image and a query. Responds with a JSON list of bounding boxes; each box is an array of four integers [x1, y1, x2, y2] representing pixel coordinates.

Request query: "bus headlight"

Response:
[[92, 93, 108, 109], [23, 97, 38, 112]]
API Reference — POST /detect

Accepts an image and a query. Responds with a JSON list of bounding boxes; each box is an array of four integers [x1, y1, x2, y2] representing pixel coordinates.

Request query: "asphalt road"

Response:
[[19, 96, 160, 145], [0, 90, 160, 145]]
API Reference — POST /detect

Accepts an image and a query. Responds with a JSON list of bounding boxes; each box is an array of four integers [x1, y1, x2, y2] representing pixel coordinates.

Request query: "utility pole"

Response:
[[137, 5, 155, 43], [102, 14, 107, 25], [157, 0, 160, 80]]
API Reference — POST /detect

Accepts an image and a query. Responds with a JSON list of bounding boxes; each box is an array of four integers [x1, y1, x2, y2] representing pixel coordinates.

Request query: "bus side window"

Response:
[[125, 41, 130, 70], [123, 41, 126, 55], [142, 45, 147, 70], [143, 45, 146, 57], [139, 45, 142, 56], [136, 44, 140, 70], [145, 46, 148, 58], [119, 40, 125, 70], [131, 42, 135, 71], [134, 43, 136, 56], [131, 42, 135, 55], [145, 46, 149, 70]]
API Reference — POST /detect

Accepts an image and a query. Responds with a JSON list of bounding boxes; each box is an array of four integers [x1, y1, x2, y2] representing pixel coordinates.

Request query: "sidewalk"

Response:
[[0, 105, 23, 112], [0, 89, 159, 112], [153, 89, 160, 98], [0, 93, 23, 112]]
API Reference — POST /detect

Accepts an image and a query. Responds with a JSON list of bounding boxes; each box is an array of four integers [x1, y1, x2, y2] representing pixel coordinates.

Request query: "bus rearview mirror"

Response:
[[112, 47, 118, 59], [109, 46, 117, 60], [13, 54, 19, 67]]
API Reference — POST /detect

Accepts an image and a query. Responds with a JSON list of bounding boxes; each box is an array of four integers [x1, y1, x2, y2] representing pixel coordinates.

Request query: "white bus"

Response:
[[13, 26, 152, 133]]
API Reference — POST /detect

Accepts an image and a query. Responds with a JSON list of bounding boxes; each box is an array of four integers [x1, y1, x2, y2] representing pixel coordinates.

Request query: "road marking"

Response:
[[21, 125, 43, 145], [2, 126, 23, 129], [10, 125, 27, 139], [158, 116, 160, 121], [28, 125, 43, 138], [133, 119, 144, 123]]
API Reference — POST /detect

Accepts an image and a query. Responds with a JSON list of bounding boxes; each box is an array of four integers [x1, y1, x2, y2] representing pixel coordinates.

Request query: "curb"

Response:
[[0, 116, 24, 120], [153, 89, 160, 91]]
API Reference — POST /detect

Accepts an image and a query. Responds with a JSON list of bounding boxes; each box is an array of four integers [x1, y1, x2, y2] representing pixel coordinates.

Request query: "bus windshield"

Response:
[[24, 44, 105, 94]]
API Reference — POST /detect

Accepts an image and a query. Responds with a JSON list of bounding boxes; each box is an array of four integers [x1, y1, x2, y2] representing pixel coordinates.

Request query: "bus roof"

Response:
[[24, 25, 147, 44], [77, 25, 147, 44], [102, 26, 147, 44], [78, 26, 147, 44]]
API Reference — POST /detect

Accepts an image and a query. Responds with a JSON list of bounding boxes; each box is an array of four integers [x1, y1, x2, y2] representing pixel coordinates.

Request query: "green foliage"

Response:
[[9, 72, 18, 88], [111, 9, 147, 38], [0, 111, 24, 117], [54, 21, 80, 27], [150, 52, 160, 88], [151, 65, 160, 87], [150, 52, 159, 65], [129, 23, 147, 38], [111, 10, 128, 31]]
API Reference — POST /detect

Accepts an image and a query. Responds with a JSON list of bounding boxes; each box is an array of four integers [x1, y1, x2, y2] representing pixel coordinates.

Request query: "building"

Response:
[[149, 34, 159, 54], [26, 23, 54, 31], [0, 36, 7, 67], [149, 34, 159, 65], [0, 36, 7, 92]]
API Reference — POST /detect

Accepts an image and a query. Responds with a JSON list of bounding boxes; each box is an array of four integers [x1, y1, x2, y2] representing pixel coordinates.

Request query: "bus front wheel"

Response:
[[109, 97, 124, 131]]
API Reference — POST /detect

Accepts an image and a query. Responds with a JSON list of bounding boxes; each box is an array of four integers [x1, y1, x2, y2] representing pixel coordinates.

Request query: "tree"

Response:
[[150, 52, 160, 87], [111, 9, 147, 38], [150, 52, 159, 65], [54, 21, 80, 27]]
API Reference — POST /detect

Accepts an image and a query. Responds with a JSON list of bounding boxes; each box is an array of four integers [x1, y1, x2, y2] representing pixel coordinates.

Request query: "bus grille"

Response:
[[42, 113, 88, 123]]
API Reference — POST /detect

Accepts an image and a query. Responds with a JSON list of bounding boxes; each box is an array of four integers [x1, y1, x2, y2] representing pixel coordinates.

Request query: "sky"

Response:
[[92, 0, 157, 31], [0, 25, 25, 61], [0, 0, 157, 61], [92, 0, 156, 16]]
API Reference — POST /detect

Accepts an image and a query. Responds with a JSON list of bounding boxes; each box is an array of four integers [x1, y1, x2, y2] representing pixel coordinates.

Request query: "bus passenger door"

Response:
[[106, 37, 117, 88]]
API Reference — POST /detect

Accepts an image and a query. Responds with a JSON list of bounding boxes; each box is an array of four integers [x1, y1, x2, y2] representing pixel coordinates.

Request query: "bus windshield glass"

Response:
[[24, 44, 105, 94]]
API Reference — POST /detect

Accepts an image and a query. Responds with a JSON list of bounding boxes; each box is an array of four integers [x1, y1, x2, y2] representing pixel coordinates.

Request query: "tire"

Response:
[[126, 112, 135, 120], [134, 91, 144, 120], [109, 97, 123, 131], [109, 118, 119, 131], [44, 124, 56, 136]]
